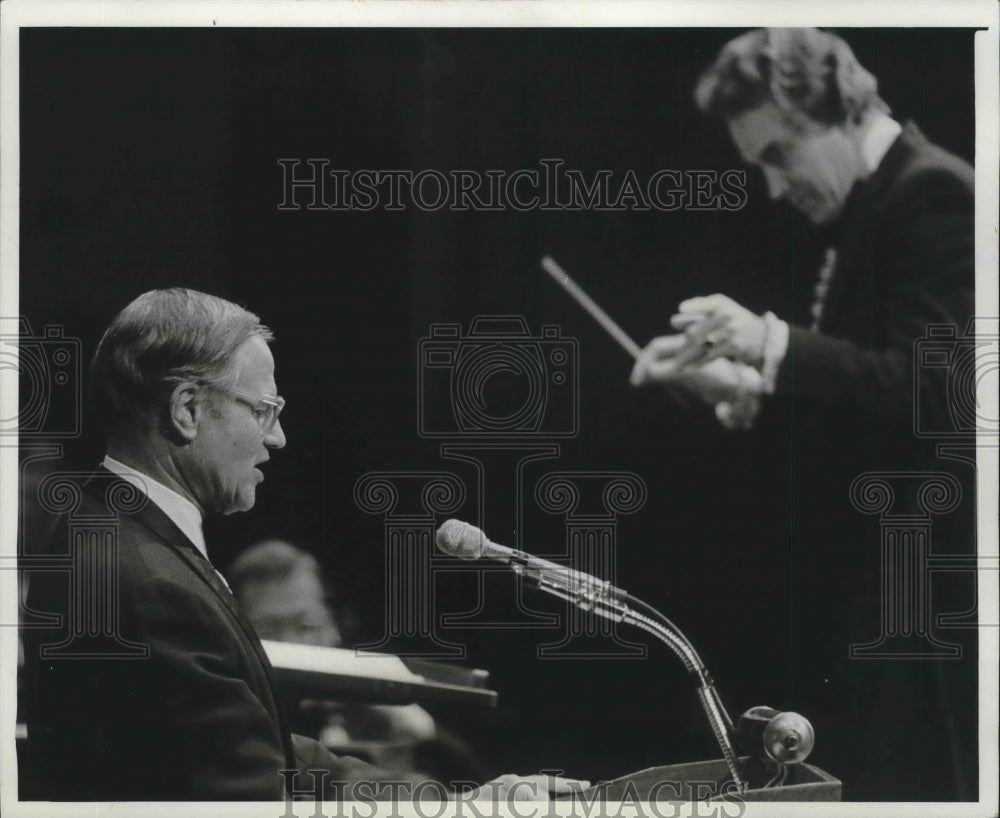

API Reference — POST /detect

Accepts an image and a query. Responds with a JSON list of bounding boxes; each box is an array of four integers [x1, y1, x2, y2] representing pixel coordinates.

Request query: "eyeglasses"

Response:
[[216, 386, 286, 434]]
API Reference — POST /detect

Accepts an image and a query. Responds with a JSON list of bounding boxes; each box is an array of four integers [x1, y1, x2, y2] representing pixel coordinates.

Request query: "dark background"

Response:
[[18, 27, 976, 781]]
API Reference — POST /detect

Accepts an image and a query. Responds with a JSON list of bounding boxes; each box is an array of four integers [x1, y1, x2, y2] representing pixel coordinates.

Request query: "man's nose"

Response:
[[762, 166, 789, 200], [265, 418, 287, 449]]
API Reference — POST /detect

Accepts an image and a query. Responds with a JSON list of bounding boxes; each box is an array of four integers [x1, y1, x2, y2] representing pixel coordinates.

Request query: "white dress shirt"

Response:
[[103, 454, 208, 559]]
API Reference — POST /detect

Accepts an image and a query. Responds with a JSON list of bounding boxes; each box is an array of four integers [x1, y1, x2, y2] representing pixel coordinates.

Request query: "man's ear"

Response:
[[168, 382, 204, 442]]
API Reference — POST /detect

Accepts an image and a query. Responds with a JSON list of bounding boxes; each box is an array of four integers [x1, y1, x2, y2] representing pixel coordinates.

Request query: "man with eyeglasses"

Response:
[[22, 288, 580, 803]]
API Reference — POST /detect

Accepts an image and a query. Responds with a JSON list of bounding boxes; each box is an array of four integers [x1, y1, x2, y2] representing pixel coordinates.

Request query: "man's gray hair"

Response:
[[91, 288, 273, 432], [694, 28, 889, 126]]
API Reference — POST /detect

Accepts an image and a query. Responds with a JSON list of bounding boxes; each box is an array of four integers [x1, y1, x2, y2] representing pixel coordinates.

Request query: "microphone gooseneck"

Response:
[[434, 519, 747, 792]]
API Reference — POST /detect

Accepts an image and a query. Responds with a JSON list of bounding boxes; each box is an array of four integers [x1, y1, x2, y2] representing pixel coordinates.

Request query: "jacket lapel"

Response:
[[83, 467, 296, 763], [84, 468, 246, 619], [815, 122, 922, 332]]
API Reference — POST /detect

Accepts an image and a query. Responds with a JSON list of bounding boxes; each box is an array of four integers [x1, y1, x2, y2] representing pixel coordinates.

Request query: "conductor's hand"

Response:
[[461, 773, 590, 802], [630, 335, 761, 406], [669, 294, 767, 369]]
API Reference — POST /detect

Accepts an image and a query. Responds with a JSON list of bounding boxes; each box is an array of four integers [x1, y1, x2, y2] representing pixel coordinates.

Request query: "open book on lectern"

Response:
[[261, 640, 498, 708]]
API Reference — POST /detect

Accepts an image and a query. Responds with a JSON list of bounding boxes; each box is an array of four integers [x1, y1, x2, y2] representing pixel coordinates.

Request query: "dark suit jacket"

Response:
[[754, 123, 977, 799], [21, 467, 411, 801], [775, 121, 974, 426]]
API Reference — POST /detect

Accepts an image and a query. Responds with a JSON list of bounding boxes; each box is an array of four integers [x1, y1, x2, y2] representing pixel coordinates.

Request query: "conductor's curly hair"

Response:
[[694, 28, 889, 126]]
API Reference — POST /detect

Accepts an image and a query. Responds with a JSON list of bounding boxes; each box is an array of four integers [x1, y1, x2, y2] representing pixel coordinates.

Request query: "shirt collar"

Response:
[[819, 117, 905, 246], [102, 454, 208, 560], [861, 115, 903, 174]]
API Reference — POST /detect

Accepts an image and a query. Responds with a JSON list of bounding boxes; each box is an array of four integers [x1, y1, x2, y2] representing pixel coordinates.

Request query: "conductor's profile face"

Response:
[[726, 100, 860, 225], [188, 336, 287, 515]]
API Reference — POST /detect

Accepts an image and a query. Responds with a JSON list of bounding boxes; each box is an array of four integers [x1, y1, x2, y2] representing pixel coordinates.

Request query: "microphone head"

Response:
[[763, 711, 815, 765], [435, 519, 488, 560]]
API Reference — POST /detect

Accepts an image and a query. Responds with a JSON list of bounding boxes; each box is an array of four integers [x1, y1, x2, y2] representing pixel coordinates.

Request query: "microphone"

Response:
[[434, 518, 752, 792], [437, 518, 562, 568], [435, 519, 627, 605]]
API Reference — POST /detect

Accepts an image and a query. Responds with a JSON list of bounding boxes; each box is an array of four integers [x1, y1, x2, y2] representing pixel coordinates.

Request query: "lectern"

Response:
[[564, 758, 840, 803]]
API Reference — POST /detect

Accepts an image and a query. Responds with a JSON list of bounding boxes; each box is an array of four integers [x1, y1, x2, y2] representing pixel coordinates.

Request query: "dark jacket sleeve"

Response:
[[128, 574, 292, 800], [22, 479, 433, 802], [130, 570, 432, 801], [22, 538, 293, 800], [774, 166, 974, 428]]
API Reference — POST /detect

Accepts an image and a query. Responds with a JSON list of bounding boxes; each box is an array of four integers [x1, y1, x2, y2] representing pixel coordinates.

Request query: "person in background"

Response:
[[228, 538, 489, 782]]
